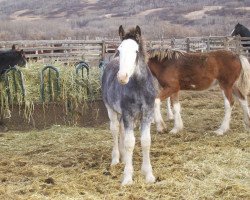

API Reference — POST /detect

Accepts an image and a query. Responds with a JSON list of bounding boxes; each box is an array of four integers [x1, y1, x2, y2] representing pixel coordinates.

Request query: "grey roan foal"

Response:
[[102, 25, 157, 185]]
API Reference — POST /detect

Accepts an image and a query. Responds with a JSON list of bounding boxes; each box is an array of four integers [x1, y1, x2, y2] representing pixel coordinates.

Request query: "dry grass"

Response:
[[0, 61, 102, 121], [0, 89, 250, 199]]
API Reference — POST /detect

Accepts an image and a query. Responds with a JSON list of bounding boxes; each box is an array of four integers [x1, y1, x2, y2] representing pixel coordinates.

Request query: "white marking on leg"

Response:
[[119, 120, 125, 163], [238, 98, 250, 130], [107, 106, 120, 165], [208, 79, 218, 90], [166, 97, 174, 120], [154, 98, 166, 132], [215, 92, 232, 135], [122, 129, 135, 186], [141, 123, 155, 183], [170, 102, 183, 134]]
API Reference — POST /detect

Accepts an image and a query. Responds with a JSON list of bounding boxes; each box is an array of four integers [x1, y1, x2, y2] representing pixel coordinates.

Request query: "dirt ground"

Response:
[[0, 89, 249, 200]]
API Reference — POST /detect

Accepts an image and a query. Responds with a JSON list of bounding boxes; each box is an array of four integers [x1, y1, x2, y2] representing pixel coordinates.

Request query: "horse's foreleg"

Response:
[[170, 93, 183, 134], [119, 120, 125, 163], [106, 106, 120, 165], [154, 98, 166, 132], [141, 121, 155, 183], [215, 89, 233, 135], [122, 118, 135, 185]]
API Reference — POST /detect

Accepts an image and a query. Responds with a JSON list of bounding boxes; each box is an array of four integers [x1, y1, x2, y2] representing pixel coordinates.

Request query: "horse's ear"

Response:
[[135, 25, 141, 37], [113, 49, 119, 58], [119, 25, 125, 40], [12, 44, 16, 50]]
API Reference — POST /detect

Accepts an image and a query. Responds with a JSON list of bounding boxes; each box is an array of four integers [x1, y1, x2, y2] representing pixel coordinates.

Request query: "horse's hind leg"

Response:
[[170, 92, 183, 134], [166, 97, 174, 120], [106, 105, 120, 165], [154, 98, 166, 132], [215, 88, 234, 135], [233, 87, 250, 130]]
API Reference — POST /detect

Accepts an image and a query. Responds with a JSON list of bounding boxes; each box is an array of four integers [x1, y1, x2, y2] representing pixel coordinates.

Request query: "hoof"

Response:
[[111, 159, 119, 166], [170, 128, 180, 134], [214, 129, 224, 136], [122, 177, 133, 186], [167, 115, 174, 121], [156, 120, 166, 133], [146, 174, 155, 183]]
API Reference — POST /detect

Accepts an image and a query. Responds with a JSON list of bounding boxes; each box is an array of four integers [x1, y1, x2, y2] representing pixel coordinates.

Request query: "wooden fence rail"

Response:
[[0, 36, 249, 63]]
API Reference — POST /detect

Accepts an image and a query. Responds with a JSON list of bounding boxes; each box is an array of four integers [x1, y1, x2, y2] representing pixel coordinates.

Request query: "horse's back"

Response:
[[199, 50, 240, 85], [167, 50, 242, 90]]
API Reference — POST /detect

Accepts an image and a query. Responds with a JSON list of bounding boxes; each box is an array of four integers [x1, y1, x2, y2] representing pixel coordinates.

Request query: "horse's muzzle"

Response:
[[117, 72, 129, 85]]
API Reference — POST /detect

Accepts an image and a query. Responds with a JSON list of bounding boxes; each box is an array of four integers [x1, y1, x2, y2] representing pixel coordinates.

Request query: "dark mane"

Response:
[[148, 49, 184, 62], [123, 28, 147, 61]]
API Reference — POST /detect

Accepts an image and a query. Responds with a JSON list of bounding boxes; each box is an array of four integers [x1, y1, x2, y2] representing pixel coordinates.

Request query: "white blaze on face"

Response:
[[117, 39, 139, 84]]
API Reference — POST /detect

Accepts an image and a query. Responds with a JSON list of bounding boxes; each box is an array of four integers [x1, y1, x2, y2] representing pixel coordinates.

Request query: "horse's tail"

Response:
[[236, 55, 250, 96]]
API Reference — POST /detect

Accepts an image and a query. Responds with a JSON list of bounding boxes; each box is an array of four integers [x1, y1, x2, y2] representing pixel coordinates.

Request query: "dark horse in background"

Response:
[[0, 44, 27, 124], [0, 44, 27, 76], [102, 26, 157, 185], [231, 23, 250, 50]]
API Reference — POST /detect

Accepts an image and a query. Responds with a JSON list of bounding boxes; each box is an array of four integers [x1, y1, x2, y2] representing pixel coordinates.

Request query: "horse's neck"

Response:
[[148, 58, 165, 78], [241, 27, 250, 37], [133, 59, 150, 81]]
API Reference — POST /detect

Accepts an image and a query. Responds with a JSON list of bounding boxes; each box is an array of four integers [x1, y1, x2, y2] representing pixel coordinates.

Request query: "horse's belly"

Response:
[[180, 78, 216, 90]]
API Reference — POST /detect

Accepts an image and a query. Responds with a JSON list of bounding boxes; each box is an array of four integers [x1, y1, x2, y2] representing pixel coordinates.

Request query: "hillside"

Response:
[[0, 0, 249, 40]]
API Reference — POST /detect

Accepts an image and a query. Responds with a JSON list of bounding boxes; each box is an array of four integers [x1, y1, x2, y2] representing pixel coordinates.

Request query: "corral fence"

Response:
[[0, 36, 250, 130], [0, 40, 106, 63], [106, 36, 250, 59], [0, 36, 249, 63]]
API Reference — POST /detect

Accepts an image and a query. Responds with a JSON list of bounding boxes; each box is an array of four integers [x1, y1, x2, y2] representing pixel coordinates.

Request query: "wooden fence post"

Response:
[[171, 38, 175, 49], [223, 37, 229, 50], [102, 40, 106, 61], [186, 37, 190, 52], [206, 36, 210, 52]]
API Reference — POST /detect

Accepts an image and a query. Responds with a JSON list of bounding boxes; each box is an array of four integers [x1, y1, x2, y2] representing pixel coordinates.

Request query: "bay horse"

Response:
[[148, 49, 250, 135], [102, 26, 157, 185]]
